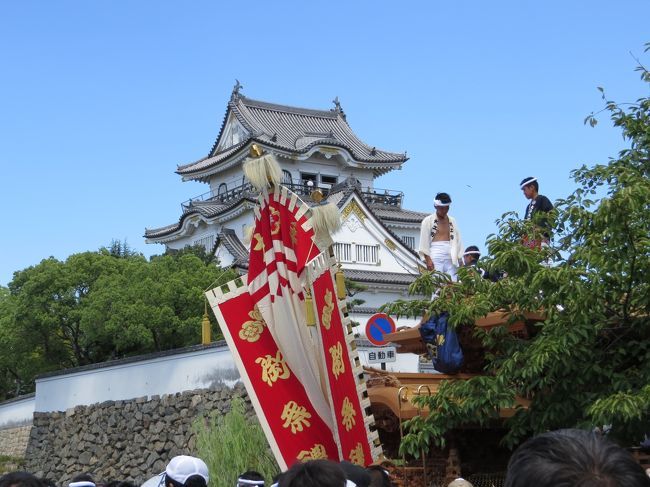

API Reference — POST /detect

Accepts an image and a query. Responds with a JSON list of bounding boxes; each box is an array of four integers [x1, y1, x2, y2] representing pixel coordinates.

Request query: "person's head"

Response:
[[340, 461, 370, 487], [165, 456, 209, 487], [279, 460, 346, 487], [447, 479, 474, 487], [237, 471, 264, 487], [434, 192, 452, 218], [69, 474, 95, 487], [505, 428, 650, 487], [365, 466, 390, 487], [0, 472, 44, 487], [520, 177, 539, 200], [462, 246, 481, 266]]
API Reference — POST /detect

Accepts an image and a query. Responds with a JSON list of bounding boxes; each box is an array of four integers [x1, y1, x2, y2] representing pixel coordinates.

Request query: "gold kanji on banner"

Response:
[[255, 350, 290, 386], [281, 400, 312, 434], [341, 396, 357, 432], [253, 233, 264, 252], [321, 289, 334, 330], [297, 443, 328, 461], [239, 307, 266, 342], [329, 341, 345, 379], [290, 221, 297, 245], [349, 442, 365, 465], [270, 206, 281, 235]]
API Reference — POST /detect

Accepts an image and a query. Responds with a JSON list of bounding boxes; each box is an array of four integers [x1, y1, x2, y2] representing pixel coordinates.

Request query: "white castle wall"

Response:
[[0, 394, 35, 428], [34, 344, 238, 413]]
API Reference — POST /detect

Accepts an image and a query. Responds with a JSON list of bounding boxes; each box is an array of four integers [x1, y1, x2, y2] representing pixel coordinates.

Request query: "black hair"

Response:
[[464, 245, 480, 256], [340, 461, 371, 487], [104, 482, 136, 487], [166, 476, 206, 487], [238, 471, 264, 484], [520, 177, 539, 191], [435, 192, 452, 204], [365, 466, 391, 487], [279, 460, 346, 487], [504, 429, 650, 487], [0, 472, 45, 487], [70, 476, 94, 485]]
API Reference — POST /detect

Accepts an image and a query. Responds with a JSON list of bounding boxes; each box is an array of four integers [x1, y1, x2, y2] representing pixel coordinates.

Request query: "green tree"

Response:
[[0, 246, 236, 400], [386, 49, 650, 455]]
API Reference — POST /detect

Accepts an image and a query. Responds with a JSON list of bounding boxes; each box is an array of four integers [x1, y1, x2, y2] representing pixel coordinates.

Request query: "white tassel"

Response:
[[310, 202, 342, 244], [243, 153, 282, 190]]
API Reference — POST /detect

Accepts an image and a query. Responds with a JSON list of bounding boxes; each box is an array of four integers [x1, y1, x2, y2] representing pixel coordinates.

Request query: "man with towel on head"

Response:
[[419, 192, 463, 282], [237, 471, 265, 487]]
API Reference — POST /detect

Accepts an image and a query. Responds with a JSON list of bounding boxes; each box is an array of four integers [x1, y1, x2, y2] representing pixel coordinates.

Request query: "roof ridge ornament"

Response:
[[231, 79, 243, 101], [332, 96, 347, 121]]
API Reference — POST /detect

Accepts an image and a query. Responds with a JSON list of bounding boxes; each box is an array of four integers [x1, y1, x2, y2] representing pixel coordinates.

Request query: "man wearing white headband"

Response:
[[520, 177, 553, 221], [520, 177, 554, 249], [237, 471, 265, 487], [418, 192, 463, 281], [69, 474, 96, 487]]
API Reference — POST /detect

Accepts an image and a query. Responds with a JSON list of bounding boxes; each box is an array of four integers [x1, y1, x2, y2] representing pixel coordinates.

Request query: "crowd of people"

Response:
[[418, 176, 554, 282], [1, 428, 648, 487]]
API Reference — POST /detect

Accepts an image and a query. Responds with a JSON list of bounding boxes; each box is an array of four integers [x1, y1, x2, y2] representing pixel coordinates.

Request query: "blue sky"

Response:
[[1, 1, 649, 286]]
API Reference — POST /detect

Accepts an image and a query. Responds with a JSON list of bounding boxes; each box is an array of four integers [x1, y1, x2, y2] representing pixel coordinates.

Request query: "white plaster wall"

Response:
[[208, 166, 246, 193], [352, 289, 412, 309], [0, 395, 35, 428], [224, 212, 255, 241], [34, 346, 239, 413]]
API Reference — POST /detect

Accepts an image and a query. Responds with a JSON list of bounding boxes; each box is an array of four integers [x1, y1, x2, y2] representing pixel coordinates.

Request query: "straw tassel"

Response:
[[242, 224, 254, 247], [243, 153, 282, 190], [304, 289, 316, 326], [310, 202, 342, 244], [201, 300, 211, 344], [335, 262, 346, 299]]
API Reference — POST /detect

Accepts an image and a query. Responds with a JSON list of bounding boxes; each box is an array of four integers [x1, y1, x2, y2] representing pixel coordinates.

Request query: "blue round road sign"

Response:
[[365, 313, 396, 346]]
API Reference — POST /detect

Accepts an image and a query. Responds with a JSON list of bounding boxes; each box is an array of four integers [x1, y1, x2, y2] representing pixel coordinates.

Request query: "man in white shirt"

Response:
[[418, 192, 463, 281]]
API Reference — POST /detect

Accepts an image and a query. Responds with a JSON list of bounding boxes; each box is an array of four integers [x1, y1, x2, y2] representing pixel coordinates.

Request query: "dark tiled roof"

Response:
[[176, 95, 407, 177], [144, 197, 256, 239], [217, 229, 249, 268], [344, 269, 419, 286], [368, 205, 429, 224]]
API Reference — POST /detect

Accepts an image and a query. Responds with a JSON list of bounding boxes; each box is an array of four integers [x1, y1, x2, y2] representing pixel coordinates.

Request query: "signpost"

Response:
[[365, 313, 396, 346], [364, 314, 397, 369]]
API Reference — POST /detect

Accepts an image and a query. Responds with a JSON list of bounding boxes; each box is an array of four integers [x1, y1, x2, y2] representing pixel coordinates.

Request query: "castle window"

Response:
[[282, 170, 292, 185], [192, 234, 215, 252], [355, 244, 379, 264], [301, 173, 317, 186], [401, 236, 415, 249], [321, 175, 337, 186], [333, 243, 379, 265]]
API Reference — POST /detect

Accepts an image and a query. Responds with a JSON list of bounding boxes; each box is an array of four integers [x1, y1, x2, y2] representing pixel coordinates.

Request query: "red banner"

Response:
[[206, 281, 338, 470], [308, 253, 381, 466]]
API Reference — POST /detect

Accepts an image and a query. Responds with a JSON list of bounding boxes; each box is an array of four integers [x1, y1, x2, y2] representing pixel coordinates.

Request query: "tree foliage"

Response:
[[385, 51, 650, 454], [0, 245, 236, 400]]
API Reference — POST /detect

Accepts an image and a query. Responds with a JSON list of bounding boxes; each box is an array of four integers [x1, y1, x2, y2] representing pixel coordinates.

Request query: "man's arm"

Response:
[[419, 216, 435, 271]]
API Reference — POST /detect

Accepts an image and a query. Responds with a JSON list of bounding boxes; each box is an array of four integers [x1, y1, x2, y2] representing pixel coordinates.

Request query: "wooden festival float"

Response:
[[364, 311, 544, 486], [205, 145, 546, 486]]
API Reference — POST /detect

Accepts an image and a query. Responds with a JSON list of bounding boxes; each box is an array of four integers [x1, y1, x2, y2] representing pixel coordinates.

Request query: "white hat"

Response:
[[166, 455, 209, 485], [448, 478, 473, 487]]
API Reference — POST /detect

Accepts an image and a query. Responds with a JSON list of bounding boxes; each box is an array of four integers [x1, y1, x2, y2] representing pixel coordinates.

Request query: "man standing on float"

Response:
[[418, 192, 463, 281]]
